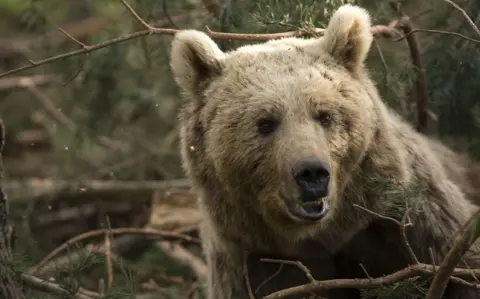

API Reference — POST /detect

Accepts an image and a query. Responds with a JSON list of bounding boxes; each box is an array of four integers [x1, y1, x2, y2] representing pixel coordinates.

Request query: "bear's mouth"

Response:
[[284, 195, 330, 222]]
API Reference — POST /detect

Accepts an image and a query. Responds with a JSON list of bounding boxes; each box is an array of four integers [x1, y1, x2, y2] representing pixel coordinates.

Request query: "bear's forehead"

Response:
[[225, 38, 322, 69], [219, 37, 349, 87]]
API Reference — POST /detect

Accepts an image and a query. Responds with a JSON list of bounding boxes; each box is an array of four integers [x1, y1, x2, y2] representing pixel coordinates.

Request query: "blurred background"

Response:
[[0, 0, 479, 298]]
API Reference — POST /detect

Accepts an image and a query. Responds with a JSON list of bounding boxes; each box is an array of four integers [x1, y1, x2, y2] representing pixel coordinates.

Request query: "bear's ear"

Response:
[[321, 4, 373, 72], [170, 30, 225, 97]]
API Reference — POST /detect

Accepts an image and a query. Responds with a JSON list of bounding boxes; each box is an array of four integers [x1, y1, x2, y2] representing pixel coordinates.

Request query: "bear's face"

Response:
[[171, 5, 378, 227]]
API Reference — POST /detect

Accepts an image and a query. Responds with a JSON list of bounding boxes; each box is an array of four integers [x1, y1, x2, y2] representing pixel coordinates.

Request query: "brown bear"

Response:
[[170, 4, 480, 299]]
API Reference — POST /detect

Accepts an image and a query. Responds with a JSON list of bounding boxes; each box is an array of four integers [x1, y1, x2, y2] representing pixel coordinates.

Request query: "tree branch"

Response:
[[4, 178, 191, 203], [445, 0, 480, 36], [263, 263, 480, 299], [20, 273, 93, 299], [0, 0, 477, 82], [0, 0, 390, 80], [29, 227, 200, 275], [425, 210, 480, 299], [389, 3, 429, 133]]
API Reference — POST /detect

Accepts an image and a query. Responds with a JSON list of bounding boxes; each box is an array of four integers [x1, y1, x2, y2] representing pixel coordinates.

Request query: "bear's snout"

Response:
[[293, 158, 330, 202]]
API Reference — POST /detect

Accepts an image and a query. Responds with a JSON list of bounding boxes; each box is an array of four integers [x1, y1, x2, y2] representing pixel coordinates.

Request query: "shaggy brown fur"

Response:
[[170, 4, 480, 299]]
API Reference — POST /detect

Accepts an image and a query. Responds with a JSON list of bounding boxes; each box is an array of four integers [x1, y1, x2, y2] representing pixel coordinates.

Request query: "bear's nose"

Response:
[[293, 158, 330, 201]]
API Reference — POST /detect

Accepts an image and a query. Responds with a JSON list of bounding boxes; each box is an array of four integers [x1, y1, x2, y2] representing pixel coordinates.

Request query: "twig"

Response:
[[24, 82, 76, 130], [105, 216, 113, 289], [359, 263, 373, 283], [156, 240, 207, 279], [162, 0, 178, 29], [445, 0, 480, 36], [393, 28, 480, 44], [58, 28, 88, 48], [19, 77, 126, 152], [244, 252, 256, 299], [20, 273, 92, 299], [255, 264, 284, 295], [261, 259, 315, 283], [263, 263, 480, 299], [425, 210, 480, 299], [121, 0, 153, 30], [400, 207, 419, 264], [29, 227, 200, 274], [34, 234, 157, 277], [429, 247, 437, 272], [98, 278, 105, 295], [373, 38, 389, 73], [461, 257, 480, 283], [353, 204, 403, 226]]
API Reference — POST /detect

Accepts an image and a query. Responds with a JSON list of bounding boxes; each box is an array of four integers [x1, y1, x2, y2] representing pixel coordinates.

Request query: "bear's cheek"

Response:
[[205, 124, 273, 189]]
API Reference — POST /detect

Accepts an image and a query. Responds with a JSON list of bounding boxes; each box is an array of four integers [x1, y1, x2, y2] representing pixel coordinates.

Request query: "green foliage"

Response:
[[250, 0, 356, 31], [360, 277, 429, 299], [0, 0, 30, 13]]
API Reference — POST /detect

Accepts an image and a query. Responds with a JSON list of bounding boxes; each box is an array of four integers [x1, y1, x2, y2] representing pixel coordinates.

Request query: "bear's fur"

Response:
[[170, 4, 480, 299]]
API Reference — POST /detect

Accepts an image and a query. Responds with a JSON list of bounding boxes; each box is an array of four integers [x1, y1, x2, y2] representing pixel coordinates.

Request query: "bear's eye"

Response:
[[257, 117, 279, 136], [315, 111, 333, 128]]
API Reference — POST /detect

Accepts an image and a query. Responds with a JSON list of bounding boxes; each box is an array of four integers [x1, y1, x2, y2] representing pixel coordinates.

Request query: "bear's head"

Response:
[[170, 5, 386, 235]]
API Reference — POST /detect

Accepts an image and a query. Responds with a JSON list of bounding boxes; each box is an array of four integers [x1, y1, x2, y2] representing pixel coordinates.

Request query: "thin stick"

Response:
[[444, 0, 480, 36], [244, 252, 256, 299], [261, 259, 315, 283], [105, 216, 113, 289]]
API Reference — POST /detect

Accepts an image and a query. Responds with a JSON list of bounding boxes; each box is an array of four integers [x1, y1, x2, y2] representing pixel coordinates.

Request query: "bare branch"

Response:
[[0, 0, 476, 81], [156, 241, 208, 279], [445, 0, 480, 36], [0, 0, 390, 80], [400, 207, 419, 264], [57, 28, 88, 48], [120, 0, 154, 30], [104, 217, 113, 290], [244, 252, 256, 299], [394, 28, 480, 43], [21, 273, 92, 299], [261, 259, 315, 283], [24, 81, 76, 130], [426, 210, 480, 299], [29, 227, 200, 274], [263, 263, 480, 299]]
